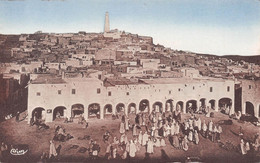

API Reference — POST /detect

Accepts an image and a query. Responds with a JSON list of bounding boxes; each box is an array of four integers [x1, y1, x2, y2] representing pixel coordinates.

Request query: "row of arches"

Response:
[[31, 97, 237, 122]]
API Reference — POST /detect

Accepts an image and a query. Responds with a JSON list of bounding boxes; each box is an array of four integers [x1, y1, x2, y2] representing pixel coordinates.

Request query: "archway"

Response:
[[176, 101, 184, 112], [53, 106, 66, 121], [71, 104, 84, 118], [116, 103, 125, 115], [139, 99, 150, 113], [209, 100, 216, 110], [32, 107, 45, 121], [104, 104, 112, 119], [199, 98, 206, 108], [165, 99, 173, 112], [104, 104, 112, 115], [245, 102, 254, 117], [186, 100, 197, 113], [88, 103, 100, 119], [153, 102, 163, 113], [219, 98, 232, 114], [128, 103, 136, 114]]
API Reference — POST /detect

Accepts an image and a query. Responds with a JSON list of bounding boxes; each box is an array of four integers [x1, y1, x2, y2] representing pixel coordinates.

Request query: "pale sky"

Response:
[[0, 0, 260, 56]]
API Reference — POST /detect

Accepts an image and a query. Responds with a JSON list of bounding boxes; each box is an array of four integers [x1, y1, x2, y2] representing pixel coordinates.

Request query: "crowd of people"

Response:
[[101, 107, 227, 160]]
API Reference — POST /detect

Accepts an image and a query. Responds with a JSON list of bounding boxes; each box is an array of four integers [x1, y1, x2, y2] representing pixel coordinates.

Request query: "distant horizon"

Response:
[[1, 0, 260, 56]]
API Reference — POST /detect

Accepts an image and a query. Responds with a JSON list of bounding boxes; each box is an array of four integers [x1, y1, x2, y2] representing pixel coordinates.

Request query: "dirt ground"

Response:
[[0, 111, 259, 163]]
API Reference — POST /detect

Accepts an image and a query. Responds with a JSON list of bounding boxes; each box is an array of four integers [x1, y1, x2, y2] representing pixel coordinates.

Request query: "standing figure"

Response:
[[146, 138, 154, 154], [142, 131, 149, 146], [194, 130, 199, 145], [132, 124, 138, 137], [240, 139, 247, 155], [119, 122, 125, 134], [182, 135, 189, 151], [138, 131, 143, 145], [129, 140, 137, 158], [188, 131, 193, 142], [49, 140, 57, 159]]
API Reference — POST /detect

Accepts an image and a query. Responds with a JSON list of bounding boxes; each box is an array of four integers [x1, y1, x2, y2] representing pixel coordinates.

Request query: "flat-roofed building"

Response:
[[27, 76, 235, 123]]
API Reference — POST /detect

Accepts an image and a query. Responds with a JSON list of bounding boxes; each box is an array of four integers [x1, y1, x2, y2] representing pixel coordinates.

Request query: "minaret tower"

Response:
[[104, 12, 110, 33]]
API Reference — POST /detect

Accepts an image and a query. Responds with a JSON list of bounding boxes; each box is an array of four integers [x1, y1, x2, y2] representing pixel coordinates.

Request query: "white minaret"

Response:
[[104, 12, 110, 33]]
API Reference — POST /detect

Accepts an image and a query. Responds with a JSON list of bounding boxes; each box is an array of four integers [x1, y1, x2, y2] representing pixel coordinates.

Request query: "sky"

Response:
[[0, 0, 260, 56]]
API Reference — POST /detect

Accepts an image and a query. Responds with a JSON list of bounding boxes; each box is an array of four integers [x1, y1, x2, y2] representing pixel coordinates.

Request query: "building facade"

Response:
[[27, 77, 235, 123], [241, 79, 260, 118]]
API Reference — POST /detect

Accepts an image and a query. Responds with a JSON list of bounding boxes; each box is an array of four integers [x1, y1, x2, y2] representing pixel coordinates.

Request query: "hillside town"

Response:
[[0, 12, 259, 162]]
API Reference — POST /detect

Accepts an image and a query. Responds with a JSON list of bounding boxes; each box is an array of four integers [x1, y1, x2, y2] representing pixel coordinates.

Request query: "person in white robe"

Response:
[[138, 131, 143, 145], [120, 133, 128, 144], [202, 120, 207, 138], [172, 135, 180, 149], [245, 142, 250, 152], [49, 140, 57, 158], [182, 136, 189, 151], [194, 130, 199, 144], [119, 122, 125, 134], [125, 118, 129, 131], [146, 138, 154, 154], [170, 123, 175, 136], [112, 147, 117, 159], [155, 138, 161, 147], [160, 138, 166, 147], [129, 140, 137, 158], [142, 131, 149, 146], [208, 120, 213, 139], [175, 122, 180, 135], [188, 131, 193, 142], [154, 129, 159, 138], [197, 118, 202, 131], [240, 139, 247, 155]]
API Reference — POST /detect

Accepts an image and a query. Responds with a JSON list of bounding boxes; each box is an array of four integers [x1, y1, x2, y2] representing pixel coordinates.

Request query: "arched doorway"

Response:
[[104, 104, 112, 118], [186, 100, 197, 113], [71, 104, 84, 118], [176, 101, 184, 112], [165, 99, 173, 112], [209, 100, 215, 110], [116, 103, 125, 115], [219, 98, 232, 114], [88, 103, 100, 119], [53, 106, 66, 121], [32, 107, 45, 121], [245, 102, 254, 117], [199, 98, 206, 108], [139, 99, 150, 113], [128, 103, 136, 114], [153, 102, 163, 113]]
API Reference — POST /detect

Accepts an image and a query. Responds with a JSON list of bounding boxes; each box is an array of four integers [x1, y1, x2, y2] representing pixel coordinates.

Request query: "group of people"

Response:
[[240, 133, 260, 156]]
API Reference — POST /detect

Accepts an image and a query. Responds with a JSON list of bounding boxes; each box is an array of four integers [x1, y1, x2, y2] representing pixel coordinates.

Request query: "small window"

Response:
[[210, 87, 213, 92], [58, 90, 61, 94], [178, 88, 181, 92], [169, 90, 171, 94], [249, 85, 252, 89], [97, 88, 101, 94], [126, 92, 129, 95], [72, 89, 76, 94], [227, 86, 230, 92], [36, 92, 41, 96], [108, 91, 111, 96]]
